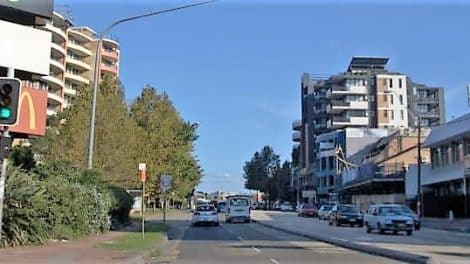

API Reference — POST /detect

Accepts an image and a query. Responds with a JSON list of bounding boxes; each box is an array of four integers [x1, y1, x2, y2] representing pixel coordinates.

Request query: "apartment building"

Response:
[[292, 57, 445, 203], [39, 12, 120, 114], [407, 81, 445, 127]]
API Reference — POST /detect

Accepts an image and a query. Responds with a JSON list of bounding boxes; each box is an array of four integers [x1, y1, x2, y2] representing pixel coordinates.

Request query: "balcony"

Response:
[[293, 131, 301, 142], [67, 42, 92, 56], [43, 22, 67, 41], [67, 56, 91, 71], [100, 63, 118, 75], [68, 29, 93, 42], [101, 48, 119, 60], [331, 100, 369, 113], [47, 91, 64, 105], [292, 120, 302, 130], [63, 87, 77, 96], [41, 75, 64, 88], [51, 42, 66, 56], [418, 97, 439, 104], [50, 58, 65, 72], [330, 85, 367, 97], [418, 111, 440, 119], [65, 72, 90, 85], [328, 116, 369, 128], [21, 81, 48, 91]]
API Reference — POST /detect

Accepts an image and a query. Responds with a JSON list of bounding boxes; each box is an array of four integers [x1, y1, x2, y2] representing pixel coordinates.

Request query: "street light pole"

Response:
[[417, 117, 422, 217], [87, 0, 216, 169]]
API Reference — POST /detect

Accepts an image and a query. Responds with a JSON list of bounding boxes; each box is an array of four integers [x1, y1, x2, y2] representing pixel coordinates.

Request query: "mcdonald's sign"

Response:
[[8, 85, 47, 136]]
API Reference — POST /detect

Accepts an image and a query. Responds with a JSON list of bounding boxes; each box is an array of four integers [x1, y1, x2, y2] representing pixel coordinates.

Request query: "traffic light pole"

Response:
[[0, 67, 14, 242]]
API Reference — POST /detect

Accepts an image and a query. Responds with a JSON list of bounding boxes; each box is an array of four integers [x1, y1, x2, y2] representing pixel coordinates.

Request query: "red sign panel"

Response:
[[140, 170, 146, 183], [9, 85, 47, 136]]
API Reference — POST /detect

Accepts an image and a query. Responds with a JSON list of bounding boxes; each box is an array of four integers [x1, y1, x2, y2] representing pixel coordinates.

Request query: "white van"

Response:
[[225, 195, 251, 223]]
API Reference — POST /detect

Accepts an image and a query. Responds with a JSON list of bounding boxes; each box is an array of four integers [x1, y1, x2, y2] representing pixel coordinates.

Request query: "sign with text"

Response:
[[160, 175, 171, 192], [138, 163, 146, 182]]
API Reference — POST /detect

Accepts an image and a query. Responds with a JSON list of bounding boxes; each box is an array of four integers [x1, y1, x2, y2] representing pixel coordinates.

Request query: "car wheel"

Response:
[[378, 223, 385, 234], [226, 219, 230, 224], [335, 220, 340, 227], [393, 230, 398, 235], [359, 223, 364, 228], [328, 220, 332, 225], [366, 223, 371, 233], [407, 230, 413, 236], [215, 222, 220, 226], [415, 224, 421, 230]]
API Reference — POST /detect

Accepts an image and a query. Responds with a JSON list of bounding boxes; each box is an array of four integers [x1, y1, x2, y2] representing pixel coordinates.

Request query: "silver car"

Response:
[[192, 204, 219, 226]]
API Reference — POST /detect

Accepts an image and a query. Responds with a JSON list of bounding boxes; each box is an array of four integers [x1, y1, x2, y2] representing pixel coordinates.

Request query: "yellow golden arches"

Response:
[[18, 92, 36, 130]]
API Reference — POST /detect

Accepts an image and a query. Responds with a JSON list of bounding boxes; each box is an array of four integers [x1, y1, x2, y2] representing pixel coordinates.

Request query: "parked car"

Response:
[[364, 204, 414, 235], [298, 203, 318, 217], [225, 195, 251, 223], [272, 201, 281, 211], [397, 205, 421, 230], [192, 204, 219, 226], [318, 204, 335, 220], [280, 202, 293, 212], [328, 204, 363, 227]]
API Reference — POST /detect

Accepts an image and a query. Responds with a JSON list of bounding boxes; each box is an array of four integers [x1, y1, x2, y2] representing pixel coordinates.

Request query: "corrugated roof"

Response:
[[423, 113, 470, 147]]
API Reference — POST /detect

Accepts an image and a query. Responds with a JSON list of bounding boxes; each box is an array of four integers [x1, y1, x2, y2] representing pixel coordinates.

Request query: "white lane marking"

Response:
[[251, 246, 261, 253], [270, 259, 280, 264], [238, 235, 244, 241]]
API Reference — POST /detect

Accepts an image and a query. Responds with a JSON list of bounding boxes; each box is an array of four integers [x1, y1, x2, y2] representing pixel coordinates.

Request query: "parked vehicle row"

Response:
[[300, 203, 420, 236]]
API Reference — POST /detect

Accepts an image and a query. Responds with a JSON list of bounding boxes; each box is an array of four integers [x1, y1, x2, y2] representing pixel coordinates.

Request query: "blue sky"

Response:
[[58, 0, 470, 193]]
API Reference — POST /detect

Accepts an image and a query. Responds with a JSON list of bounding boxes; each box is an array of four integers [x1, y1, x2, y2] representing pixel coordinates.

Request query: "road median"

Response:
[[252, 218, 431, 264]]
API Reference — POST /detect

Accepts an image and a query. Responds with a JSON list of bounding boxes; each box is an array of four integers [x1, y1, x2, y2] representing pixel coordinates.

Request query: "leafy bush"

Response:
[[108, 185, 134, 228], [1, 161, 112, 247]]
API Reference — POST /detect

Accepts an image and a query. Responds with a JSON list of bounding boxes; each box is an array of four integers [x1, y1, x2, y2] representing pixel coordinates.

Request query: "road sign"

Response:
[[160, 174, 171, 192], [138, 163, 146, 182]]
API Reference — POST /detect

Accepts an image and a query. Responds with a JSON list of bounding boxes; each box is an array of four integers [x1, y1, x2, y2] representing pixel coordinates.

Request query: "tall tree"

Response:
[[33, 77, 140, 188], [130, 86, 201, 201]]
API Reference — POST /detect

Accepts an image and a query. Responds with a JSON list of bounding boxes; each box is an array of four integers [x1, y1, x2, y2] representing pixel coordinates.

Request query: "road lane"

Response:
[[252, 210, 470, 263], [174, 214, 401, 264]]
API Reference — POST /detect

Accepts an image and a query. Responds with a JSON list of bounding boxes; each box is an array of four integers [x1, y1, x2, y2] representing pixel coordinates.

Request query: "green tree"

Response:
[[130, 86, 201, 201]]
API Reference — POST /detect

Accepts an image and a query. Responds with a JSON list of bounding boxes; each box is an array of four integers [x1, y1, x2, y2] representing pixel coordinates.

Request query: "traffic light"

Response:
[[0, 78, 21, 126]]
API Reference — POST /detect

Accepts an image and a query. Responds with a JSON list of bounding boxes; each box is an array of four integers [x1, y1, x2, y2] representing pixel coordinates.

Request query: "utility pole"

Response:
[[417, 117, 423, 217]]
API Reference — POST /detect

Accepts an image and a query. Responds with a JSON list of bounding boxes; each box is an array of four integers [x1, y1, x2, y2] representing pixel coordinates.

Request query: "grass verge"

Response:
[[96, 222, 169, 257]]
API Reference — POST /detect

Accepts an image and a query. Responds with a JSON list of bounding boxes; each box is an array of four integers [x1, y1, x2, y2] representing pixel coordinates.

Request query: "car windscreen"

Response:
[[196, 205, 215, 212], [229, 198, 249, 207], [378, 206, 402, 215], [322, 205, 333, 211], [338, 206, 357, 213]]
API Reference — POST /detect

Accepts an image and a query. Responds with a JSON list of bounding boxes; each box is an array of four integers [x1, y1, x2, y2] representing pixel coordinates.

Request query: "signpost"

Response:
[[160, 174, 171, 223], [138, 163, 146, 238]]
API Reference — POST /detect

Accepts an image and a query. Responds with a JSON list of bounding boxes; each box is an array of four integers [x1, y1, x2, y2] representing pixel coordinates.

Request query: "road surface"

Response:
[[173, 214, 400, 264]]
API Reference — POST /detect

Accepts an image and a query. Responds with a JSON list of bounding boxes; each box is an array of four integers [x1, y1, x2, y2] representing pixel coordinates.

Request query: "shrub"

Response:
[[108, 185, 133, 228]]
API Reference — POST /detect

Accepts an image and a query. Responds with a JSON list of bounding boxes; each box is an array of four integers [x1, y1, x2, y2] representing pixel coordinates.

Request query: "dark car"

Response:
[[298, 203, 318, 217], [329, 204, 363, 227]]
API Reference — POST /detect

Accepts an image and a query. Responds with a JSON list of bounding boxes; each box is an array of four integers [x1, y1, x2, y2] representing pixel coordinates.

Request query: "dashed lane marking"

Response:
[[251, 246, 261, 253], [270, 258, 280, 264]]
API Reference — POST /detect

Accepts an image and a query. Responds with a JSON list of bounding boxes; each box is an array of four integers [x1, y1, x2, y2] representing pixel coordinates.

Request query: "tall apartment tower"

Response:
[[40, 12, 120, 115]]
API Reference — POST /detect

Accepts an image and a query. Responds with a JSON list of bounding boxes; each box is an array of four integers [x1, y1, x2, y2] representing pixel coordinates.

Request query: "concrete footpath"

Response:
[[422, 217, 470, 233], [0, 214, 181, 264], [251, 210, 470, 264]]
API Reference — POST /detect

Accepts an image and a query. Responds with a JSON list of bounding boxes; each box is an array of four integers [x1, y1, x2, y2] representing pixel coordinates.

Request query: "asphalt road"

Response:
[[174, 216, 401, 264], [252, 211, 470, 264]]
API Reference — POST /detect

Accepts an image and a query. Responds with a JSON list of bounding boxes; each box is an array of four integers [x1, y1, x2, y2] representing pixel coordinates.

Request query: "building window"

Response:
[[389, 78, 393, 88], [399, 95, 404, 105], [329, 175, 334, 186], [441, 146, 449, 167], [383, 95, 388, 102], [391, 111, 395, 120], [400, 110, 404, 120], [452, 142, 461, 163], [321, 158, 326, 171], [465, 139, 470, 156], [382, 79, 387, 86], [390, 95, 394, 105], [328, 156, 334, 170], [384, 110, 388, 117], [399, 78, 403, 88]]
